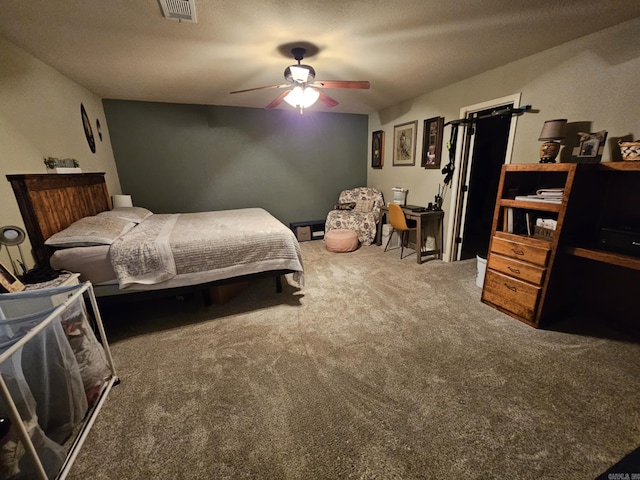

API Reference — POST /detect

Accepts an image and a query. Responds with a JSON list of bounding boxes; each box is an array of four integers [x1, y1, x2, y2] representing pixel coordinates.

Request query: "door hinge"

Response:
[[466, 126, 475, 136], [455, 237, 462, 244], [462, 185, 468, 192]]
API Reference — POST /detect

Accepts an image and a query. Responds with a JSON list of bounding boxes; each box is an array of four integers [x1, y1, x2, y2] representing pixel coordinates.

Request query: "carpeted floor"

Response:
[[68, 240, 640, 479]]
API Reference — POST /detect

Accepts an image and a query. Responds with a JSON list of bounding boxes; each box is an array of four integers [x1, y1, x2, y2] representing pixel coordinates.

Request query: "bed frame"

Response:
[[7, 173, 111, 268], [6, 173, 292, 302]]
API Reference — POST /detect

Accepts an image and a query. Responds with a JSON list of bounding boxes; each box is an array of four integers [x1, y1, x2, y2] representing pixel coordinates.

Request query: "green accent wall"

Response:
[[103, 101, 368, 227]]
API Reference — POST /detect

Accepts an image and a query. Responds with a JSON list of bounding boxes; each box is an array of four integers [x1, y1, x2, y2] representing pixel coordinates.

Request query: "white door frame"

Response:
[[443, 93, 522, 262]]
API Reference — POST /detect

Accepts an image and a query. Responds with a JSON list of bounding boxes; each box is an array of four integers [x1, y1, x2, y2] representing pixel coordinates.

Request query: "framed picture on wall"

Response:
[[371, 130, 384, 168], [393, 121, 418, 166], [421, 116, 444, 169]]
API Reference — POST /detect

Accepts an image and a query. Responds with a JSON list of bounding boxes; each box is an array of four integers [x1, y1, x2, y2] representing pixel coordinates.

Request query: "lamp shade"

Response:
[[286, 65, 314, 83], [111, 195, 133, 209], [538, 119, 567, 141], [0, 226, 26, 246], [0, 225, 27, 275]]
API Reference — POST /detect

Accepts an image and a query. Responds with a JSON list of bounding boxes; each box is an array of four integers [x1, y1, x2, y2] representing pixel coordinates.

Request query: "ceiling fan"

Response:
[[229, 47, 370, 113]]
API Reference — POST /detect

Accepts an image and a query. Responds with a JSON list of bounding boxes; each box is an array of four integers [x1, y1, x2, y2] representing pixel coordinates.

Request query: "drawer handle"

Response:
[[507, 266, 521, 274], [504, 283, 517, 292], [511, 248, 525, 256]]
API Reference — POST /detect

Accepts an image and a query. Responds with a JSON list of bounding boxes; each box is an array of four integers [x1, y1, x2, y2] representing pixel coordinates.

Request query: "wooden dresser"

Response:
[[481, 162, 640, 328]]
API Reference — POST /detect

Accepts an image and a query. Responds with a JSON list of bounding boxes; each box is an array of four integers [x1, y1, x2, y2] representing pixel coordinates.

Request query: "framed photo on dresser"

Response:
[[0, 261, 24, 293]]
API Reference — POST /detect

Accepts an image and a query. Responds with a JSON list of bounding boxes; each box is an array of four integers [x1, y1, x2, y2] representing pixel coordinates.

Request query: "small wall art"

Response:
[[81, 103, 96, 153], [43, 157, 81, 174], [371, 130, 384, 168], [393, 120, 418, 166], [421, 116, 444, 169]]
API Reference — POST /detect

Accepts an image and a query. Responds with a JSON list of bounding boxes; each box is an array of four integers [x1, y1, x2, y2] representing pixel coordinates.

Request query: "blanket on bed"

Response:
[[109, 208, 304, 290]]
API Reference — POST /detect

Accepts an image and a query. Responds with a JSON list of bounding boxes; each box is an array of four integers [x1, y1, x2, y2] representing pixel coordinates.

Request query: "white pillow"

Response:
[[97, 207, 152, 224], [353, 200, 375, 213], [45, 216, 136, 247]]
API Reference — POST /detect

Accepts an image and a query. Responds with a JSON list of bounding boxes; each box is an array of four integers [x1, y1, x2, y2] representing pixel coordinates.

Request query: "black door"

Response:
[[459, 106, 512, 260]]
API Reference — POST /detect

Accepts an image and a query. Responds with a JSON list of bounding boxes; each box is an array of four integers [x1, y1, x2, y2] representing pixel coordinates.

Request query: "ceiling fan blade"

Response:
[[318, 92, 339, 108], [311, 80, 370, 90], [230, 84, 288, 94], [265, 90, 290, 109]]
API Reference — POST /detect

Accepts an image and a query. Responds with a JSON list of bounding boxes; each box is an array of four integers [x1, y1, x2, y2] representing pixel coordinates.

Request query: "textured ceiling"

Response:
[[2, 0, 640, 114]]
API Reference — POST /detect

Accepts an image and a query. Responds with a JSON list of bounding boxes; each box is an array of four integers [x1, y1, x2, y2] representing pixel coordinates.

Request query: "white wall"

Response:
[[0, 36, 121, 270], [367, 17, 640, 250]]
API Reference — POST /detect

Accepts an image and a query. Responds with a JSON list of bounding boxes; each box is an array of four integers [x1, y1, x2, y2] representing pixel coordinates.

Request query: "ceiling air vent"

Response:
[[158, 0, 197, 23]]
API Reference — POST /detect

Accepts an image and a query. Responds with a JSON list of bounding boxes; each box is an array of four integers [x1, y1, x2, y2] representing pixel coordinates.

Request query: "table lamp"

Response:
[[538, 119, 567, 163], [111, 194, 133, 208], [0, 225, 27, 275]]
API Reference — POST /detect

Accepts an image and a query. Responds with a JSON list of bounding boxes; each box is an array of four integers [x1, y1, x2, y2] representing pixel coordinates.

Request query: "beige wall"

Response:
[[0, 36, 121, 270], [2, 17, 639, 270], [368, 17, 640, 242]]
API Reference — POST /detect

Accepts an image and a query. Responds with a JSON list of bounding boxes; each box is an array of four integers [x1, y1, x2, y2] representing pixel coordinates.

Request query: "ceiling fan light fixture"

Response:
[[284, 86, 319, 110], [284, 65, 316, 84], [291, 66, 309, 83], [229, 45, 367, 111]]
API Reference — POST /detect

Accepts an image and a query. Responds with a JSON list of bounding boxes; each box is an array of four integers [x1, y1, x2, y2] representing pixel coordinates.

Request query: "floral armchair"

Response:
[[325, 187, 385, 246]]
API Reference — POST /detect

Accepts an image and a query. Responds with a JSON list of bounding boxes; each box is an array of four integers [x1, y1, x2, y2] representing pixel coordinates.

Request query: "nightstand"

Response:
[[23, 271, 80, 290], [22, 272, 82, 306]]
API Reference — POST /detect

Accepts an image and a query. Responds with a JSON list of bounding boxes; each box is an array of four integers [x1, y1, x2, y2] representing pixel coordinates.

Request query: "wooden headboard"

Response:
[[6, 173, 110, 268]]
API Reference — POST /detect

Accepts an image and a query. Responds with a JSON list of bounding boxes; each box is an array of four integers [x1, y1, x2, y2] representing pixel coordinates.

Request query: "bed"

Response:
[[6, 173, 304, 300]]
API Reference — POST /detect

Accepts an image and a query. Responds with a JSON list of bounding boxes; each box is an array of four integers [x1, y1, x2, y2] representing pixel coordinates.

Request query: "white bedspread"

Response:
[[109, 208, 304, 290]]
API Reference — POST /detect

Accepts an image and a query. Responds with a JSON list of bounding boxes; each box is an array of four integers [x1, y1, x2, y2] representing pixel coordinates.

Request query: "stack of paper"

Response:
[[515, 188, 564, 204], [536, 188, 564, 198]]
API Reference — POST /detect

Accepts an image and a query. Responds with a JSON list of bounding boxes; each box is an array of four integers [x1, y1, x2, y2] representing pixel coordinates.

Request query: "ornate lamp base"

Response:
[[539, 141, 560, 163]]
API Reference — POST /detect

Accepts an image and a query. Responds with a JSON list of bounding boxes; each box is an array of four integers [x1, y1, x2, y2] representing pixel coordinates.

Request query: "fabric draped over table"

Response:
[[109, 208, 304, 290]]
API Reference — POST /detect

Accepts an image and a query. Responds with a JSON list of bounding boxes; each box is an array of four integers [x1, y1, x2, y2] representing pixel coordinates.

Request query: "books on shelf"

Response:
[[514, 187, 564, 204], [506, 207, 514, 233], [504, 208, 532, 235], [514, 194, 562, 203], [535, 188, 564, 197], [504, 208, 557, 236]]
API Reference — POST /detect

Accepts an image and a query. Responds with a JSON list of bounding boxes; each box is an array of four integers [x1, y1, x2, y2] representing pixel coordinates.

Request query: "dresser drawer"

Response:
[[482, 270, 541, 322], [487, 253, 546, 286], [490, 236, 550, 267]]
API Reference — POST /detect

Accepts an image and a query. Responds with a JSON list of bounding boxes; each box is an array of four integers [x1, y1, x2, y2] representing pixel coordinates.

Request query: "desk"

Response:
[[377, 206, 444, 264]]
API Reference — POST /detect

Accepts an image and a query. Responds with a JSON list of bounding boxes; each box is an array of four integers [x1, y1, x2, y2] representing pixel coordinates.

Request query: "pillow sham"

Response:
[[353, 200, 375, 213], [97, 206, 152, 224], [45, 216, 136, 247], [333, 202, 356, 211], [50, 245, 116, 285]]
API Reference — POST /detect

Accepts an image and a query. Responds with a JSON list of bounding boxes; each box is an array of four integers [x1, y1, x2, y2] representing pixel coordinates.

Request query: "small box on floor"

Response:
[[290, 220, 326, 241], [295, 226, 312, 242], [209, 281, 248, 304]]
